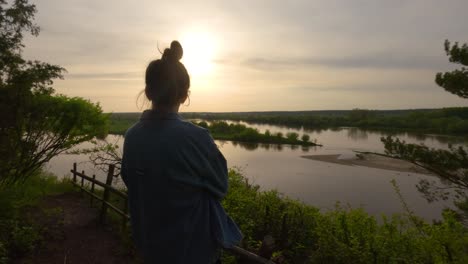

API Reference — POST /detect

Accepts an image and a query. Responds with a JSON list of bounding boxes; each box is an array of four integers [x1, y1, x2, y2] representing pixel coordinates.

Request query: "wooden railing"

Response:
[[71, 163, 276, 264]]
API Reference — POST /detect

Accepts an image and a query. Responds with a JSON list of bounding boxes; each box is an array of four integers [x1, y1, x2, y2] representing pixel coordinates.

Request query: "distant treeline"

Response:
[[108, 114, 319, 146], [109, 107, 468, 136], [182, 107, 468, 134]]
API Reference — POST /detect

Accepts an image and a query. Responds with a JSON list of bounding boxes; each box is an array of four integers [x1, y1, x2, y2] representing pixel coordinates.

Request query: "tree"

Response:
[[69, 137, 122, 177], [382, 40, 468, 222], [0, 0, 108, 185], [301, 134, 310, 143], [435, 40, 468, 98], [286, 132, 299, 141]]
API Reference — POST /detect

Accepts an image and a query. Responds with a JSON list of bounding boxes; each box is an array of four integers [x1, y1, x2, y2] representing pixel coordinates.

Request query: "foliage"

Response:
[[223, 169, 468, 263], [382, 40, 468, 224], [199, 121, 318, 146], [435, 40, 468, 98], [0, 242, 6, 264], [69, 137, 122, 177], [0, 171, 74, 262], [382, 136, 468, 222], [286, 132, 299, 141], [0, 0, 109, 185]]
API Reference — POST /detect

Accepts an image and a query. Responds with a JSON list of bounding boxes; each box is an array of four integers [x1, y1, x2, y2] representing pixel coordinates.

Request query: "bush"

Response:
[[223, 169, 468, 263], [0, 241, 7, 264], [9, 222, 42, 257], [286, 132, 299, 141]]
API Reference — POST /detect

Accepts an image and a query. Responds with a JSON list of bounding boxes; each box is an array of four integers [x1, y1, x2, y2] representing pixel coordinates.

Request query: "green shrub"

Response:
[[223, 169, 468, 263], [9, 222, 42, 257], [286, 132, 299, 141], [0, 241, 7, 264]]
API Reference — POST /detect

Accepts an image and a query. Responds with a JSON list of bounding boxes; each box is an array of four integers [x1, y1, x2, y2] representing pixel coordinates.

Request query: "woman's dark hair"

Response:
[[145, 41, 190, 107]]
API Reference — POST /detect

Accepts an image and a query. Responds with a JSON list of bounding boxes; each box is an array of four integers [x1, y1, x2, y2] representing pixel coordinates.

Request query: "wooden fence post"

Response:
[[263, 205, 270, 236], [258, 235, 275, 260], [99, 164, 115, 224], [73, 162, 77, 183], [80, 170, 85, 194], [90, 174, 96, 206]]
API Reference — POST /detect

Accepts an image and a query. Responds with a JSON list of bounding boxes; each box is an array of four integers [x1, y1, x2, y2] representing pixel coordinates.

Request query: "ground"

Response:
[[15, 192, 138, 264]]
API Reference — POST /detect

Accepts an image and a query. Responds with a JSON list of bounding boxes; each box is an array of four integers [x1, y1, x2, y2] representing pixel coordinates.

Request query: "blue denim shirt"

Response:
[[121, 110, 242, 264]]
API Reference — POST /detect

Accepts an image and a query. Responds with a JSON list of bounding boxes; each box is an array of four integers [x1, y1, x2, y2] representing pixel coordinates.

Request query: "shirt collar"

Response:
[[140, 110, 181, 120]]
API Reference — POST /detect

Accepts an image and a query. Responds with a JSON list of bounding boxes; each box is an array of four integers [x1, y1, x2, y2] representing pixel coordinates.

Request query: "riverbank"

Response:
[[301, 153, 431, 174]]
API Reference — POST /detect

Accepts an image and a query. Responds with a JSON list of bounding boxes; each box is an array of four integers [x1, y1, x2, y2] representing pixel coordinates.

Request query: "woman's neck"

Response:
[[152, 104, 180, 113]]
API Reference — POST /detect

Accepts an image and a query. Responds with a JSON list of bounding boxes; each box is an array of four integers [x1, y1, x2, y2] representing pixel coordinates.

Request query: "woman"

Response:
[[121, 41, 242, 264]]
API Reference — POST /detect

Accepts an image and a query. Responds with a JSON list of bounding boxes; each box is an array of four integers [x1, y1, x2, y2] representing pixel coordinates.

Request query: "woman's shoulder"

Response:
[[124, 121, 143, 139], [177, 120, 213, 141]]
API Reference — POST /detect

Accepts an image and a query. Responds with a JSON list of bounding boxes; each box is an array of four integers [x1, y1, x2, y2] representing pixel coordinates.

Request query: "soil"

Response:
[[15, 192, 139, 264]]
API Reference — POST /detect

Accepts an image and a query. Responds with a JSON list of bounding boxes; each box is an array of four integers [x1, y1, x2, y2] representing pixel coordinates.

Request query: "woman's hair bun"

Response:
[[162, 40, 183, 62]]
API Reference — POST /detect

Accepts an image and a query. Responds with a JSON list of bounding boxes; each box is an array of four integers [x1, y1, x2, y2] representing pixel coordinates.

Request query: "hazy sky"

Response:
[[24, 0, 468, 112]]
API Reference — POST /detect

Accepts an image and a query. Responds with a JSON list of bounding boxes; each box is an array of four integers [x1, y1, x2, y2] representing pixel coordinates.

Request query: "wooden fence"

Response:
[[71, 163, 276, 264]]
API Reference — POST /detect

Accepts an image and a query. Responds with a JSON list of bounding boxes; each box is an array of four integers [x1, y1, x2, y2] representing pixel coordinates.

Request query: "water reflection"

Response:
[[347, 127, 369, 140], [227, 140, 318, 152]]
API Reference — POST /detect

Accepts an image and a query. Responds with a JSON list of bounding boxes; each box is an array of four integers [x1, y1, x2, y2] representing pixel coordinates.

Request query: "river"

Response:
[[46, 121, 467, 222]]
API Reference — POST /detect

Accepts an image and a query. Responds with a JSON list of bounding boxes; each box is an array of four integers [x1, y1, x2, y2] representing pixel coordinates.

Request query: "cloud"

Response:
[[65, 71, 142, 80], [242, 52, 448, 71]]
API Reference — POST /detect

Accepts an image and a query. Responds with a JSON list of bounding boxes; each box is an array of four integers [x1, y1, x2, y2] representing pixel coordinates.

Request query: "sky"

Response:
[[23, 0, 468, 112]]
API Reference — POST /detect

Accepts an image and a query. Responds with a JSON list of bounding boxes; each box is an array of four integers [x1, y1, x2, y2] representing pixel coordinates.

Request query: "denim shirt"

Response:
[[121, 110, 242, 264]]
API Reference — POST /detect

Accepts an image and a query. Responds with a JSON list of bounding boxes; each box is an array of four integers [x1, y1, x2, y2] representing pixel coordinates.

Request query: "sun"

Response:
[[179, 32, 217, 76]]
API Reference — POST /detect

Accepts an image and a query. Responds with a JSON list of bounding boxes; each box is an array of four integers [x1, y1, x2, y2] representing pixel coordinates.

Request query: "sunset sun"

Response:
[[179, 32, 217, 76]]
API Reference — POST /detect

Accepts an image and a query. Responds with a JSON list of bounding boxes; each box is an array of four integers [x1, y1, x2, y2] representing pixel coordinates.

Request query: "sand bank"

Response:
[[301, 153, 431, 174]]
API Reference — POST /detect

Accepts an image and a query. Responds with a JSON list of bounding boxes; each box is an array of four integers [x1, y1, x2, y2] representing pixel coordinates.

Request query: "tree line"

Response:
[[182, 107, 468, 135]]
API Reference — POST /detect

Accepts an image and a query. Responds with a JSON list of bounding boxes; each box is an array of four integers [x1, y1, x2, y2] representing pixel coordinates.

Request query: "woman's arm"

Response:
[[175, 128, 229, 200]]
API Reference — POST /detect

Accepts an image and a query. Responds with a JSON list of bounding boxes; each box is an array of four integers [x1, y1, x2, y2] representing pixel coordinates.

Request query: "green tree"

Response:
[[435, 40, 468, 98], [286, 132, 299, 141], [301, 134, 310, 143], [382, 40, 468, 222], [0, 0, 108, 185]]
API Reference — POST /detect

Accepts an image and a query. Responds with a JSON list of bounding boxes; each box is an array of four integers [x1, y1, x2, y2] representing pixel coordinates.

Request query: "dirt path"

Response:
[[17, 192, 138, 264]]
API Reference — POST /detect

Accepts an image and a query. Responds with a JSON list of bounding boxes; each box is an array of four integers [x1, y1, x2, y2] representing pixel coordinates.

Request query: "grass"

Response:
[[0, 171, 75, 263]]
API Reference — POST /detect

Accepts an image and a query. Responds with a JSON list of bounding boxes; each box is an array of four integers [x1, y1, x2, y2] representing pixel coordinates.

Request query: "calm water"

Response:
[[46, 122, 467, 221]]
